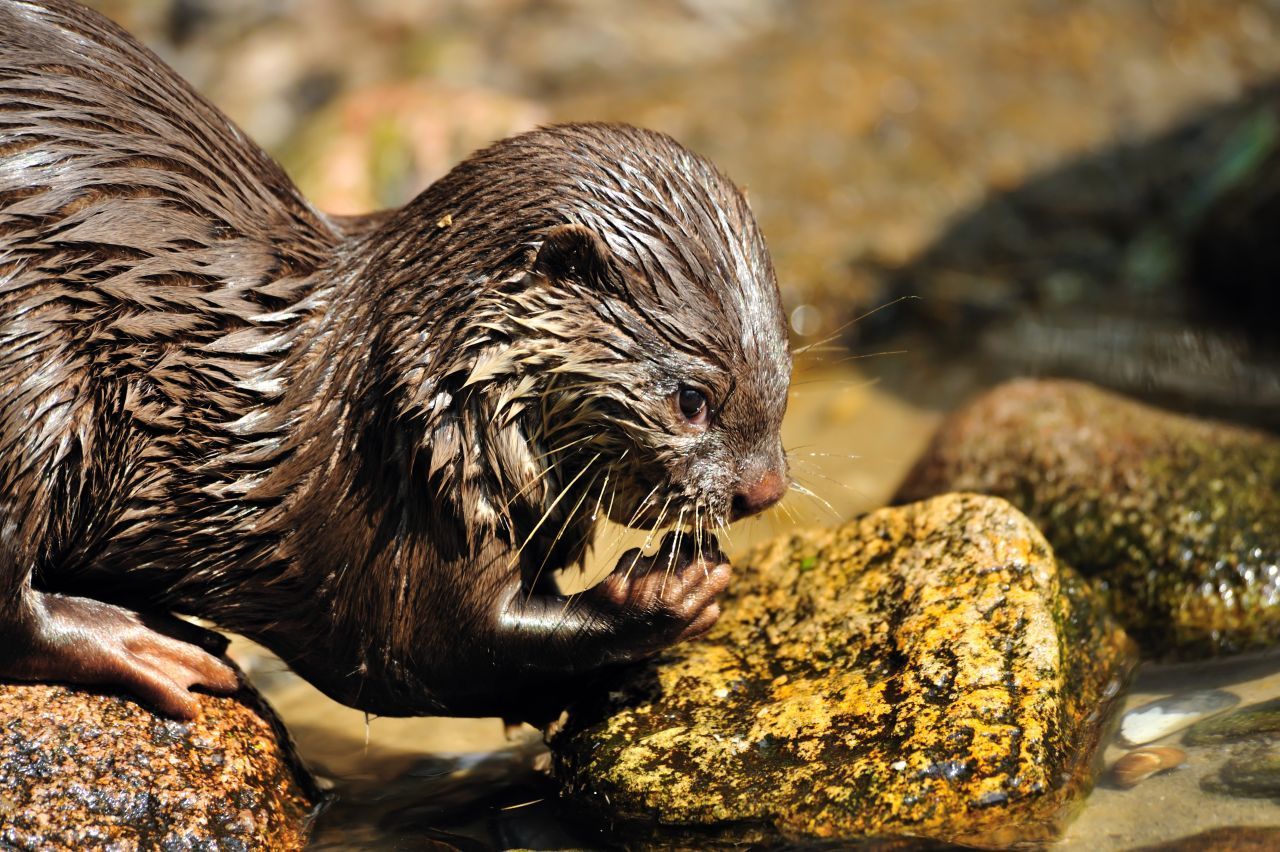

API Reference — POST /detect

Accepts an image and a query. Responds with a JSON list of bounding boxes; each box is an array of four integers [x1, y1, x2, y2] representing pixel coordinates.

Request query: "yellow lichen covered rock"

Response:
[[551, 494, 1135, 847]]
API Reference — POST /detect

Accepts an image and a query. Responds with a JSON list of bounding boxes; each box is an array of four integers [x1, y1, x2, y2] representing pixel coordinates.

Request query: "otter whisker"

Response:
[[790, 450, 864, 460], [604, 474, 619, 523], [586, 478, 664, 588], [693, 499, 703, 560], [791, 345, 847, 355], [790, 295, 920, 357], [788, 481, 841, 520], [591, 470, 610, 522], [662, 504, 689, 592], [509, 452, 601, 570], [641, 494, 674, 553], [530, 432, 598, 465], [716, 519, 735, 549], [624, 496, 672, 586], [832, 349, 908, 364], [790, 466, 880, 508], [585, 449, 627, 526], [500, 455, 566, 514], [788, 463, 864, 497], [586, 475, 657, 568], [584, 480, 626, 582], [774, 495, 800, 526], [788, 347, 908, 361], [624, 481, 664, 530], [788, 375, 887, 391], [525, 467, 604, 604], [552, 477, 619, 619], [591, 525, 630, 586]]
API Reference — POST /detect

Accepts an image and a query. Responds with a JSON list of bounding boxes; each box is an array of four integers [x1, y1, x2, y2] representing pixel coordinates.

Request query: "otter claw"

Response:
[[588, 531, 731, 660], [2, 594, 239, 720], [120, 629, 241, 718]]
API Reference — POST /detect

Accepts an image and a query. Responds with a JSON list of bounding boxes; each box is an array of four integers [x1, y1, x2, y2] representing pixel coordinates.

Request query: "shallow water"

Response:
[[268, 650, 1280, 850], [1062, 653, 1280, 850]]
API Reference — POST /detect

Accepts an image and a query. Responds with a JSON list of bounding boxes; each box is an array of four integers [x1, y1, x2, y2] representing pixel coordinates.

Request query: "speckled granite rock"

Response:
[[896, 379, 1280, 658], [551, 494, 1134, 848], [0, 679, 319, 849]]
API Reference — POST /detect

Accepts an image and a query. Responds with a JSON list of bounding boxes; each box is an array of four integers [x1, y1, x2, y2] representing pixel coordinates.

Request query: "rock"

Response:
[[895, 379, 1280, 658], [0, 679, 320, 849], [1184, 698, 1280, 746], [1202, 744, 1280, 799], [1108, 747, 1186, 789], [1117, 690, 1239, 746], [551, 494, 1135, 848], [1130, 826, 1280, 852]]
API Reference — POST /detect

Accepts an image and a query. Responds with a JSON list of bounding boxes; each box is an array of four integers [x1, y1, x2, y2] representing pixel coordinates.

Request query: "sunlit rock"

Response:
[[551, 494, 1134, 847], [897, 379, 1280, 658]]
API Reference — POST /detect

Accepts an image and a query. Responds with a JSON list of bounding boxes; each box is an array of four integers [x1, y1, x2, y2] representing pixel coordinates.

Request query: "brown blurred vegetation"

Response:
[[85, 0, 1280, 419]]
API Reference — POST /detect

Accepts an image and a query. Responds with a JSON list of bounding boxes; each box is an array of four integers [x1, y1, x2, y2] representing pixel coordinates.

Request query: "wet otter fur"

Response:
[[0, 0, 791, 720]]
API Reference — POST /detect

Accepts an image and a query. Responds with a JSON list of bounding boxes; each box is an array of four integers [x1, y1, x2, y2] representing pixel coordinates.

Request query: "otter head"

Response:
[[397, 123, 790, 548], [526, 222, 790, 533], [505, 125, 792, 535]]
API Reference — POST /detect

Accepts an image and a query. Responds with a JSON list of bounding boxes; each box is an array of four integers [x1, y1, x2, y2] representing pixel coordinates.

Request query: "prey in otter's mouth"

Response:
[[0, 0, 791, 722]]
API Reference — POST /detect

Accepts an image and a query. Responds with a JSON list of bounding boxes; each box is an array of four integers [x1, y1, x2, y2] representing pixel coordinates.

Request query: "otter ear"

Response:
[[532, 224, 619, 288]]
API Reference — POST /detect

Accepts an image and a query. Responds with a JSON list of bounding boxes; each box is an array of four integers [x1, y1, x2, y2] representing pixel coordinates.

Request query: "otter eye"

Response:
[[677, 386, 710, 427]]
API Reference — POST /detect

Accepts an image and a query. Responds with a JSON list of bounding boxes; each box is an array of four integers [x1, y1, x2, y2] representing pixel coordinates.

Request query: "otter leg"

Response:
[[498, 530, 731, 669], [0, 589, 239, 719], [0, 366, 236, 718]]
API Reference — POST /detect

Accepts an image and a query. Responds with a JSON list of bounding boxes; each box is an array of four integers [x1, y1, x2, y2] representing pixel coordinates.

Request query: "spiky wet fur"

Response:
[[0, 0, 790, 715]]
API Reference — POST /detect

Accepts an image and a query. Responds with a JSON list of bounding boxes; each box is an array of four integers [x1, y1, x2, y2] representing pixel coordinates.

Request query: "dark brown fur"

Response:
[[0, 0, 790, 719]]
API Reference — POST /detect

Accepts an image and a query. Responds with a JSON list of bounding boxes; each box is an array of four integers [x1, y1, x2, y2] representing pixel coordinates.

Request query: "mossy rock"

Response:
[[551, 494, 1134, 847], [896, 379, 1280, 658], [1184, 698, 1280, 746], [1202, 744, 1280, 800], [1130, 826, 1280, 851], [0, 678, 320, 849]]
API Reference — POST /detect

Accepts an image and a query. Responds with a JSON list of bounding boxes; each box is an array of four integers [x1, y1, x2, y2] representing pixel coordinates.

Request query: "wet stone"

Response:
[[1202, 744, 1280, 799], [1118, 690, 1240, 747], [1184, 698, 1280, 746], [896, 379, 1280, 659], [1130, 826, 1280, 851], [0, 679, 319, 849], [551, 494, 1135, 847]]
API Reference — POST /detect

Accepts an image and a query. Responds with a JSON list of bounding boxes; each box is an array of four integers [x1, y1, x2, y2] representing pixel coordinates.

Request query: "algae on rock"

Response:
[[1184, 698, 1280, 746], [896, 379, 1280, 658], [552, 494, 1134, 847]]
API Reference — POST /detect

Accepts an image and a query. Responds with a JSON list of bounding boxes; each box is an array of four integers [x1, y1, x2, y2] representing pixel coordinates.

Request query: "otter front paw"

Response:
[[586, 531, 731, 663], [0, 594, 239, 719]]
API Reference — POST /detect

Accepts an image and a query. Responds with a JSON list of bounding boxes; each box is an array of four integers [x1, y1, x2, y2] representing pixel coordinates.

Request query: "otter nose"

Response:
[[731, 470, 788, 521]]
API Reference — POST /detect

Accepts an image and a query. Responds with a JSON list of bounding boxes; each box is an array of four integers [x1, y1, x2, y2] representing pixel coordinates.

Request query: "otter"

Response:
[[0, 0, 791, 722]]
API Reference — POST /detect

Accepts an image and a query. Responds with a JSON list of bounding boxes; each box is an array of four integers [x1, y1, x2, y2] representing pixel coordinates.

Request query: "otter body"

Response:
[[0, 0, 790, 720]]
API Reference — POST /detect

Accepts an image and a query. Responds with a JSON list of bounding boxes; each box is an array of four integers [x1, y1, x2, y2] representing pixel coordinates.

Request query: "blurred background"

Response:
[[77, 2, 1280, 847], [89, 0, 1280, 427]]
